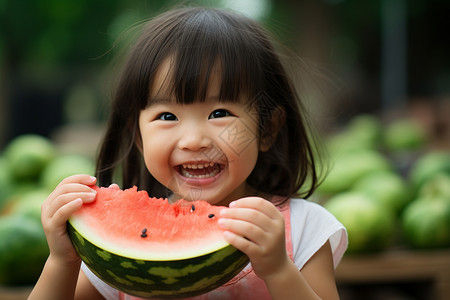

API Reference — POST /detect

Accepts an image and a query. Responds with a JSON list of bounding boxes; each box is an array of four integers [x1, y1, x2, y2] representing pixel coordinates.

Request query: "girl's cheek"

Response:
[[223, 121, 257, 156]]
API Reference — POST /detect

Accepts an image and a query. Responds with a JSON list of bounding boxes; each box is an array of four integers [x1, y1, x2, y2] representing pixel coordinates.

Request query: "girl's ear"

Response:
[[259, 106, 286, 152], [135, 132, 143, 154], [131, 118, 144, 154]]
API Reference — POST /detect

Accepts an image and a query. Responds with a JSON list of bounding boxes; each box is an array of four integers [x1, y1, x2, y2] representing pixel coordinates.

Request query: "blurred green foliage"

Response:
[[0, 0, 449, 148], [0, 0, 170, 69], [0, 0, 213, 147]]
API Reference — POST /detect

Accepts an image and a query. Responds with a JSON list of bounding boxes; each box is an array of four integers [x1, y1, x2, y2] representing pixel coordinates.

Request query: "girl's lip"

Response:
[[175, 162, 224, 185]]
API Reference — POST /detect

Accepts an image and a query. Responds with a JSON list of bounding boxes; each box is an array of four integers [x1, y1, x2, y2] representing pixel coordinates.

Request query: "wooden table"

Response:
[[335, 249, 450, 300], [2, 249, 449, 300], [0, 285, 32, 300]]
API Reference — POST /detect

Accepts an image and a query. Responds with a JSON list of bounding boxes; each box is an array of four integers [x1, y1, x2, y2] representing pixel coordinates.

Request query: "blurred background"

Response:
[[1, 0, 449, 149], [0, 0, 449, 299]]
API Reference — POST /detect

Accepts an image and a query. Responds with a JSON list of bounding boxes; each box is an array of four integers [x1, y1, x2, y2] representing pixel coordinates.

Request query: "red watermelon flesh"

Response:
[[70, 186, 228, 261]]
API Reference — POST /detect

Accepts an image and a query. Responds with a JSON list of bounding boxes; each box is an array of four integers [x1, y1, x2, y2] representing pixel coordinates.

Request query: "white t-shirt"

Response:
[[82, 198, 348, 299]]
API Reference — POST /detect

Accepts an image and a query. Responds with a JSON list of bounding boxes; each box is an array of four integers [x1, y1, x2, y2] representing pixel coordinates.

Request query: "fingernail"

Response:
[[229, 201, 236, 208], [218, 219, 226, 227], [88, 193, 96, 200], [223, 231, 234, 240], [89, 176, 96, 182]]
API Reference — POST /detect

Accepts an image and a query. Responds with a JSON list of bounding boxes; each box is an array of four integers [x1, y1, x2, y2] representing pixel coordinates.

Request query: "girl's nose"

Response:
[[177, 124, 212, 151]]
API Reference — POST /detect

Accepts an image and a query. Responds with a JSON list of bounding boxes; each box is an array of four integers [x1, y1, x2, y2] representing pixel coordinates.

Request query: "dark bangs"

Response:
[[131, 7, 271, 107]]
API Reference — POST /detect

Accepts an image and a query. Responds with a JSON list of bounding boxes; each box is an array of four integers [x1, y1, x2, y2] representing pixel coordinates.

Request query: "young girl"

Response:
[[30, 6, 347, 300]]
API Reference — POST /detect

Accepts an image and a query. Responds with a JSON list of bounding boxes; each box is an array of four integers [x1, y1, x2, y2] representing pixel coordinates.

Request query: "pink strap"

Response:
[[278, 198, 294, 260]]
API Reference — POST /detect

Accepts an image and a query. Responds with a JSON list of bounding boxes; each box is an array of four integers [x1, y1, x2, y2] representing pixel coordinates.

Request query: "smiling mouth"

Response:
[[178, 162, 222, 179]]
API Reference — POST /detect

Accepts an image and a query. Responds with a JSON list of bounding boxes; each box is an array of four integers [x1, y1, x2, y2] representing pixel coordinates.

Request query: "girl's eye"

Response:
[[157, 112, 177, 121], [209, 109, 232, 119]]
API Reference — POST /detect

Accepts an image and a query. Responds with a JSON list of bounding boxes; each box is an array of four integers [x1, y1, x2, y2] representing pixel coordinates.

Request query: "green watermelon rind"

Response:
[[67, 222, 249, 298]]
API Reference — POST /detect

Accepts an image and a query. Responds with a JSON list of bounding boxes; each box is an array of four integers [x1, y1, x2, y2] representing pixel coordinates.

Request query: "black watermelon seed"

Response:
[[142, 228, 147, 234], [140, 233, 148, 238], [191, 205, 196, 212], [208, 214, 215, 218]]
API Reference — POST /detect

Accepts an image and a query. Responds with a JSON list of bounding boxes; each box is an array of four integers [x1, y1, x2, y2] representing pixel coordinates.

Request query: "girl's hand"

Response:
[[41, 174, 97, 265], [219, 197, 290, 280]]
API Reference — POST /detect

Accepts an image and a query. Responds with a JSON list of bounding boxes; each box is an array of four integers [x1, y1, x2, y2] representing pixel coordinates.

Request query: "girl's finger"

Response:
[[48, 182, 96, 199], [57, 174, 96, 186], [42, 197, 84, 238], [51, 198, 84, 226], [220, 207, 272, 230], [219, 218, 266, 244], [108, 183, 120, 190], [229, 197, 279, 218], [49, 182, 96, 202], [43, 190, 96, 219], [223, 231, 259, 256]]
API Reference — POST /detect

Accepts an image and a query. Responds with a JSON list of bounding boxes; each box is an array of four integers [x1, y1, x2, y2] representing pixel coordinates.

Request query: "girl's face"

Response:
[[138, 60, 260, 206]]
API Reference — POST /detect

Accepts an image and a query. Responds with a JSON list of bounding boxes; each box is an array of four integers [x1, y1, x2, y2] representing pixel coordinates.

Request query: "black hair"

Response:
[[96, 6, 322, 200]]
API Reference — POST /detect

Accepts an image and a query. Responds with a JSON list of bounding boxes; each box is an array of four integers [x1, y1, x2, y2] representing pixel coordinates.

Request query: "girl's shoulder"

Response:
[[289, 197, 332, 216], [287, 197, 348, 269], [272, 195, 333, 218]]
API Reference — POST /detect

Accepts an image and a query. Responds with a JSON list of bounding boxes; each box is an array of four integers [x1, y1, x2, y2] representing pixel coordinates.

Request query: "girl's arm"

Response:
[[28, 175, 100, 300], [219, 197, 340, 300], [75, 269, 107, 300], [29, 260, 105, 300], [263, 241, 339, 300], [28, 256, 82, 300]]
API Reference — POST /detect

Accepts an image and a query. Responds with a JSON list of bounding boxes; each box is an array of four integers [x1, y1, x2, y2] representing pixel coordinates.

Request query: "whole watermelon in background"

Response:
[[408, 151, 450, 192], [317, 149, 392, 195], [40, 154, 95, 190], [352, 171, 410, 215], [0, 157, 13, 211], [400, 173, 450, 249], [3, 134, 56, 182], [325, 114, 382, 154], [383, 118, 427, 152], [417, 173, 450, 200], [4, 189, 49, 221], [0, 215, 49, 285], [68, 186, 249, 298], [0, 133, 96, 286], [401, 197, 450, 249], [324, 192, 396, 253], [320, 114, 450, 253]]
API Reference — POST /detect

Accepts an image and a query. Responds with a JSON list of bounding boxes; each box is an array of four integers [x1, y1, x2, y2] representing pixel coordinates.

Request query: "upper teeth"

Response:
[[180, 162, 220, 178], [182, 162, 214, 169]]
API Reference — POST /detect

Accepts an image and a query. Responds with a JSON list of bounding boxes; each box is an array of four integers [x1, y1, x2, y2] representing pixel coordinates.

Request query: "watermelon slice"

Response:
[[67, 186, 248, 298]]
